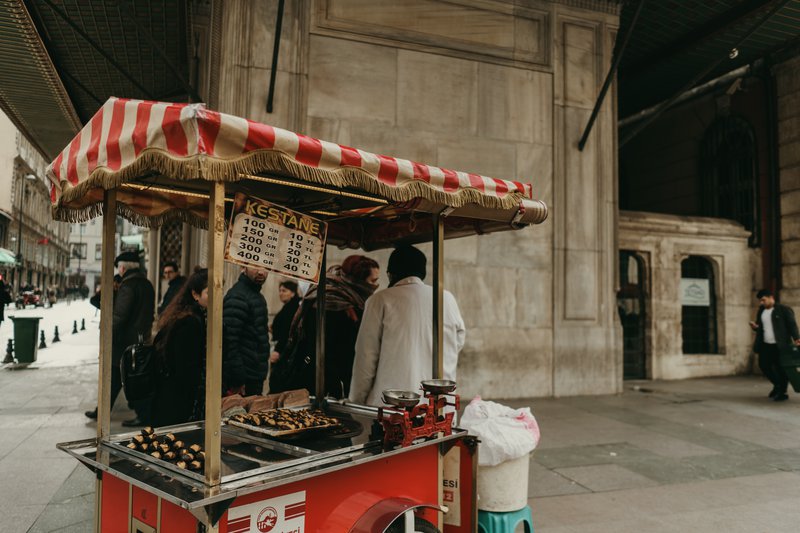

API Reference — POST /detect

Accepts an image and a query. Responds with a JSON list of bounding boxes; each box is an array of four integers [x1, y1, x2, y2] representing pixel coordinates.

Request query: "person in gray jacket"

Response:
[[750, 289, 800, 402]]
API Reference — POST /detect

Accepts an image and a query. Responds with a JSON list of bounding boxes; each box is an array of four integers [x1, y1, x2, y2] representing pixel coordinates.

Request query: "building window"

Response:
[[699, 116, 759, 246], [95, 244, 102, 260], [681, 256, 718, 354], [70, 243, 87, 260]]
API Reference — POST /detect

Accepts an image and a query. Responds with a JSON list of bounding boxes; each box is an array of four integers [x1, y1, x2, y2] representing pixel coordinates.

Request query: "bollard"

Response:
[[72, 320, 78, 334], [53, 326, 61, 343], [2, 339, 13, 364], [39, 330, 47, 349], [80, 318, 86, 331]]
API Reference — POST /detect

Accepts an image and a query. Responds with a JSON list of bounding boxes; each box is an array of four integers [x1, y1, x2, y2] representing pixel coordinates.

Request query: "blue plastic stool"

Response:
[[478, 506, 534, 533]]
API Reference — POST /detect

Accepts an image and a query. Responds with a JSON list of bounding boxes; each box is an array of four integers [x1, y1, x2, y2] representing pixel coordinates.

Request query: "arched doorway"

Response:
[[618, 251, 647, 379]]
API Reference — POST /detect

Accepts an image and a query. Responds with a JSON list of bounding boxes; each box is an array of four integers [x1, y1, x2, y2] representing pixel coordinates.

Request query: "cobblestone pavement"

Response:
[[2, 356, 799, 532]]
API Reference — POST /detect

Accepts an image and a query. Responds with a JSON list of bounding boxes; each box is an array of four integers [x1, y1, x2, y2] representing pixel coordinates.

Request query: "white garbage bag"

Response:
[[460, 396, 540, 466]]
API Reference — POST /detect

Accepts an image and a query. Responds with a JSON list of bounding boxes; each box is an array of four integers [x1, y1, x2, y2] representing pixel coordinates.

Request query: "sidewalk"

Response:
[[519, 377, 800, 532], [0, 300, 137, 533], [3, 333, 800, 533]]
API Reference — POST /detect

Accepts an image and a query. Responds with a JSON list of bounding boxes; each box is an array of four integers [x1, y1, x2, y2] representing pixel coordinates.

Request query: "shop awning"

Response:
[[46, 97, 545, 237], [0, 247, 17, 265]]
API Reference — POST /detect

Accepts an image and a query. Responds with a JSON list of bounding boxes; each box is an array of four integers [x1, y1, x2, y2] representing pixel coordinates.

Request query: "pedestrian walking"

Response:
[[222, 267, 270, 396], [349, 245, 465, 406], [85, 252, 155, 425], [158, 261, 186, 315], [0, 275, 11, 329], [750, 289, 800, 402]]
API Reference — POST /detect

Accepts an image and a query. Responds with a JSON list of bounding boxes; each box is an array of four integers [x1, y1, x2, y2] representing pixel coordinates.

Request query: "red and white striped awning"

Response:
[[46, 97, 539, 227]]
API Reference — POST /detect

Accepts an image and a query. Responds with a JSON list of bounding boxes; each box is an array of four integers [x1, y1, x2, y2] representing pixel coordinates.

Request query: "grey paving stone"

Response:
[[50, 465, 95, 503], [27, 499, 94, 533], [554, 464, 659, 492], [528, 461, 591, 498]]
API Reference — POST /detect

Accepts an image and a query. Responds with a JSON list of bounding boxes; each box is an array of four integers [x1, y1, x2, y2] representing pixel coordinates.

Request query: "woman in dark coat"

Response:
[[270, 280, 300, 364], [150, 269, 208, 427], [270, 255, 379, 398]]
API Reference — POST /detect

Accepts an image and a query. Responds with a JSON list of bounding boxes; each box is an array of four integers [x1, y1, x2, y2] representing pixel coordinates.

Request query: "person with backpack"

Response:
[[150, 269, 207, 426], [85, 251, 154, 426]]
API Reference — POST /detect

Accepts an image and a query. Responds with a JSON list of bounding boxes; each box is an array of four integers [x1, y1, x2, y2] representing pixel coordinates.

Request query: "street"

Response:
[[2, 300, 800, 532]]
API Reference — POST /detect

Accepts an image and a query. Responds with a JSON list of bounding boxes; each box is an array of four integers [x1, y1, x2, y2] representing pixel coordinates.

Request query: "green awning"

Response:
[[0, 247, 17, 265]]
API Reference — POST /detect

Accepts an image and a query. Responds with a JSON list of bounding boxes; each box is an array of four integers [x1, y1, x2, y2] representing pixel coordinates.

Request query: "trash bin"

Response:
[[461, 398, 540, 512], [478, 453, 531, 511], [9, 316, 42, 364]]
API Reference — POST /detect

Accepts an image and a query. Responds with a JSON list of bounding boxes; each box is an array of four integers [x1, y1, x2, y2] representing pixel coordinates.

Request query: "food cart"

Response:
[[50, 97, 547, 532]]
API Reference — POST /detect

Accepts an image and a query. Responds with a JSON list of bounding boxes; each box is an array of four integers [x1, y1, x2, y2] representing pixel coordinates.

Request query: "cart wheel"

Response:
[[385, 516, 440, 533]]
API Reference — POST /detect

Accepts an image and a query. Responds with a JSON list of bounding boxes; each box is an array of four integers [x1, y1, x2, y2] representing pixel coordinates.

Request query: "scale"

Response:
[[377, 380, 461, 449]]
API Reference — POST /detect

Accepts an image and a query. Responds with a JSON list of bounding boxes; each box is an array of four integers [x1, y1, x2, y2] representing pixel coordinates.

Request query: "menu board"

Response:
[[224, 193, 328, 284]]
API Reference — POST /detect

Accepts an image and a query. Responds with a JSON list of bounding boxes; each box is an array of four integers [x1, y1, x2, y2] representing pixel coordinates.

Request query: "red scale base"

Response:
[[378, 392, 460, 448]]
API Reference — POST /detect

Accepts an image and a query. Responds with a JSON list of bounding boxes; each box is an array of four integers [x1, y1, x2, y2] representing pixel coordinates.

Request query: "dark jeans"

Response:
[[758, 343, 788, 394], [244, 379, 264, 396]]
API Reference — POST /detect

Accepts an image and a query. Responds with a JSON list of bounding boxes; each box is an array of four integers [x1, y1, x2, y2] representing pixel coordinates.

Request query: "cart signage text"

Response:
[[225, 193, 328, 284]]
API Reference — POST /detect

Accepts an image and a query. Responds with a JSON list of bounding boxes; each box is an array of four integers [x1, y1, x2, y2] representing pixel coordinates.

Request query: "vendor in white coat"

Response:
[[349, 245, 466, 406]]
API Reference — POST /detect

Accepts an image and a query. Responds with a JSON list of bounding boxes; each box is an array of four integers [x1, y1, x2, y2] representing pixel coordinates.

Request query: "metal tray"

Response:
[[225, 418, 341, 438]]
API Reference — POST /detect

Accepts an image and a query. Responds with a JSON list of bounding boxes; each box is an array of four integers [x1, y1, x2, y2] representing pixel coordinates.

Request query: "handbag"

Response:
[[120, 334, 163, 402]]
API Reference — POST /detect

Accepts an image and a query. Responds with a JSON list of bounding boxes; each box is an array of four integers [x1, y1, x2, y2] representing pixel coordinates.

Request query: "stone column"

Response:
[[775, 55, 800, 308], [552, 3, 621, 395]]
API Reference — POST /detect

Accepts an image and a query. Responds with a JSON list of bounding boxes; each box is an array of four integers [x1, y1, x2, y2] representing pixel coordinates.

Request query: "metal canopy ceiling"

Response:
[[24, 0, 192, 122], [618, 0, 800, 118], [0, 0, 192, 159], [0, 0, 81, 159]]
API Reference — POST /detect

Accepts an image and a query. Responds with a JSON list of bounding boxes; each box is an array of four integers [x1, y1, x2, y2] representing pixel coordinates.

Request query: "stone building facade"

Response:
[[0, 110, 69, 292], [182, 0, 622, 399]]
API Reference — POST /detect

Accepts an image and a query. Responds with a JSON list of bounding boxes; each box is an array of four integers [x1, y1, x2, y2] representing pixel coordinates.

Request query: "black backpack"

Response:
[[120, 334, 164, 402]]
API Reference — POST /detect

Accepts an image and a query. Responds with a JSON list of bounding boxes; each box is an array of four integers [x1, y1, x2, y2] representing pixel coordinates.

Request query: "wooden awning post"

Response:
[[204, 182, 225, 488], [432, 213, 444, 380], [315, 250, 327, 404], [95, 188, 116, 533]]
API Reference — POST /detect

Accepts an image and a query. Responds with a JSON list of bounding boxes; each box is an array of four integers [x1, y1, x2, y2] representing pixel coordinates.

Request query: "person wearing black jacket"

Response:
[[158, 261, 186, 315], [270, 255, 379, 398], [223, 267, 269, 396], [85, 252, 155, 425], [151, 269, 207, 426], [750, 289, 800, 402], [270, 280, 300, 364]]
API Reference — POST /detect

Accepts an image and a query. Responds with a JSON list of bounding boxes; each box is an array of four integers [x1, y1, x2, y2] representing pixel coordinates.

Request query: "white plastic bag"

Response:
[[460, 396, 540, 466]]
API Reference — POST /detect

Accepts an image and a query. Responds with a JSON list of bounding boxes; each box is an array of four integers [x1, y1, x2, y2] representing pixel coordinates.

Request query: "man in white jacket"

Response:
[[349, 245, 466, 406]]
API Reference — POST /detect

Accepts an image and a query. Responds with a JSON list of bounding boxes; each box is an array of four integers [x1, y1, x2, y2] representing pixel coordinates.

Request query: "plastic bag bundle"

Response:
[[460, 396, 540, 466]]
